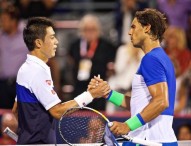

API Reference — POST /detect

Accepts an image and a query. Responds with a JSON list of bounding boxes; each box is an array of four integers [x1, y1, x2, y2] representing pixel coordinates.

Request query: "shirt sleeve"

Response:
[[31, 70, 61, 110], [140, 55, 167, 86]]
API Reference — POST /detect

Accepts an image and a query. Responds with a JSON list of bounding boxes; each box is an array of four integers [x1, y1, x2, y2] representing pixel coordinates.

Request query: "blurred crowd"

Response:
[[0, 0, 191, 144]]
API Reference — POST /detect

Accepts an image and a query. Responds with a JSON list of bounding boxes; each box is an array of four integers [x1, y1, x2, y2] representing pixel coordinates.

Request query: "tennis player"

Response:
[[12, 17, 110, 144], [90, 8, 178, 146]]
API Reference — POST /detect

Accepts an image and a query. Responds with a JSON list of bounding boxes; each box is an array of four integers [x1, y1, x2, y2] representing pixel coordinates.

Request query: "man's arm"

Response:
[[140, 82, 169, 122], [49, 100, 78, 120], [120, 92, 131, 110], [12, 101, 18, 120], [49, 81, 110, 120], [109, 82, 169, 135], [88, 76, 131, 110]]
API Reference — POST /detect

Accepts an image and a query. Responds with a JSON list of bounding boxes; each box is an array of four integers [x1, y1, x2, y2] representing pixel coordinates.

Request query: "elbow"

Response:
[[160, 100, 169, 111]]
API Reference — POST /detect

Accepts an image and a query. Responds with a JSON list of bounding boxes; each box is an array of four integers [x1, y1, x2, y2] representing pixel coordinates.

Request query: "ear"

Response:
[[35, 39, 43, 48], [144, 24, 151, 34]]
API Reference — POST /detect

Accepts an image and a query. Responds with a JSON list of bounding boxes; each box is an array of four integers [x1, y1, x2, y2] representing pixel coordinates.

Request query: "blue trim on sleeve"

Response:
[[136, 113, 145, 125], [106, 90, 113, 100], [162, 142, 178, 146]]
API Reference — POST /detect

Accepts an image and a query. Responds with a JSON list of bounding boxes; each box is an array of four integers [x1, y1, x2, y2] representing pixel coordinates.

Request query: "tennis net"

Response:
[[7, 141, 191, 146]]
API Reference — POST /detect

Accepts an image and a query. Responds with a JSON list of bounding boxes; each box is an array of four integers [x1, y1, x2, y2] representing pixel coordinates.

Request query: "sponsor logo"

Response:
[[51, 89, 56, 95], [46, 80, 51, 85]]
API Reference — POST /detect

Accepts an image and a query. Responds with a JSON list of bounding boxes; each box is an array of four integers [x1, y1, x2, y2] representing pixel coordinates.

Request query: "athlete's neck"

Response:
[[141, 39, 161, 54], [30, 50, 49, 63]]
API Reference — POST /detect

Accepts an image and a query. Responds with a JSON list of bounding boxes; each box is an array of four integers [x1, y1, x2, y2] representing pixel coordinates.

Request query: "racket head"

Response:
[[58, 107, 109, 145]]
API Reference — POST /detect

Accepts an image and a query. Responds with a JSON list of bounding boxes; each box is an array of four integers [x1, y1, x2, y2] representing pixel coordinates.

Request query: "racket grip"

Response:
[[108, 122, 113, 127], [3, 127, 18, 142]]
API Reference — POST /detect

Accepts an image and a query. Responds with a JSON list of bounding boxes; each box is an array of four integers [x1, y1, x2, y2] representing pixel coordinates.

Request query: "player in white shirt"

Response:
[[12, 17, 110, 144], [90, 8, 178, 146]]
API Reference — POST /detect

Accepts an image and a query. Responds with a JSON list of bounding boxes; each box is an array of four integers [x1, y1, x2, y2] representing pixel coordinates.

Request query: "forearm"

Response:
[[50, 91, 95, 120], [139, 82, 169, 123], [49, 100, 78, 120], [106, 90, 131, 110], [12, 102, 18, 121], [140, 96, 168, 122], [120, 93, 131, 110]]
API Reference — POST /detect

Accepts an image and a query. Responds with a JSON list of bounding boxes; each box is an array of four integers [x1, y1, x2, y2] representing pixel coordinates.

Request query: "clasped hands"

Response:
[[87, 75, 110, 98], [87, 75, 130, 136]]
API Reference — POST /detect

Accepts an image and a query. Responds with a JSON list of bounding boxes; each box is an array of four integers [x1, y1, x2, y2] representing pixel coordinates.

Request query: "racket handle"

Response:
[[108, 122, 113, 127], [122, 135, 162, 146], [3, 127, 18, 142]]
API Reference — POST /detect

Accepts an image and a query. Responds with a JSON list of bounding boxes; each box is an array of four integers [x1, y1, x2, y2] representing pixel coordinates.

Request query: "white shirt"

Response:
[[16, 54, 61, 110]]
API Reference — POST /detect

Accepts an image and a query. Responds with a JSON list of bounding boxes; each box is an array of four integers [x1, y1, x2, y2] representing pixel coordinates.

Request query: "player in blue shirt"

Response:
[[90, 8, 178, 146]]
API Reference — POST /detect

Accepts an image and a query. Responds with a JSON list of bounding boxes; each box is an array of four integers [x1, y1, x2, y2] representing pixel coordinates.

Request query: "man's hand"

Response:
[[109, 121, 130, 136], [88, 76, 111, 98], [88, 76, 102, 90]]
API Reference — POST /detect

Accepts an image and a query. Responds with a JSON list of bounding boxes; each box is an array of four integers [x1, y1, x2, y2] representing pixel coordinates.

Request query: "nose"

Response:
[[55, 38, 59, 45], [128, 29, 132, 36]]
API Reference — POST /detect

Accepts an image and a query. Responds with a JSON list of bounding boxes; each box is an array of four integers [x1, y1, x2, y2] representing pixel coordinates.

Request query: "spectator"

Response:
[[107, 43, 144, 113], [157, 0, 191, 31], [108, 43, 143, 93], [0, 0, 12, 12], [0, 113, 18, 145], [164, 27, 191, 114], [14, 0, 58, 19], [172, 57, 188, 114], [164, 26, 191, 75], [186, 14, 191, 50], [115, 0, 138, 45], [68, 14, 116, 110], [0, 5, 28, 109], [177, 63, 191, 114], [177, 123, 191, 140]]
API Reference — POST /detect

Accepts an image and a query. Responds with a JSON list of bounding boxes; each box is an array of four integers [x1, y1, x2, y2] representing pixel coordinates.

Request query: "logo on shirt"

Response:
[[51, 89, 56, 95], [46, 80, 51, 86]]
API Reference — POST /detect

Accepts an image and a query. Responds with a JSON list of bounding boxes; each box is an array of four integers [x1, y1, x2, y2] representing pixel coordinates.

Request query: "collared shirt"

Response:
[[16, 54, 61, 144], [0, 22, 28, 79], [129, 47, 177, 143]]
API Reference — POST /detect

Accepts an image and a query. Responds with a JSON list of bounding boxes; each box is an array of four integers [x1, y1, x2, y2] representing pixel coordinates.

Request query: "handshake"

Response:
[[87, 75, 111, 99]]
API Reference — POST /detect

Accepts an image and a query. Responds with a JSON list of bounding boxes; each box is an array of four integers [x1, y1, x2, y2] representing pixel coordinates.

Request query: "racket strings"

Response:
[[59, 109, 106, 144]]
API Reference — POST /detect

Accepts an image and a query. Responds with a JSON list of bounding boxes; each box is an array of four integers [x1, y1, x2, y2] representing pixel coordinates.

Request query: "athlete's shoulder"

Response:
[[142, 47, 166, 63]]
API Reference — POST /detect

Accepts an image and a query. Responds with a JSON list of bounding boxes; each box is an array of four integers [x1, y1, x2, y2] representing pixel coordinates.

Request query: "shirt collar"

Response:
[[26, 54, 50, 71]]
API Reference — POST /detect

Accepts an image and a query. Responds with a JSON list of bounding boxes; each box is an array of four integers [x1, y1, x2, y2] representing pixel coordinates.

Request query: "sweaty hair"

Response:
[[23, 17, 54, 51], [135, 8, 167, 42]]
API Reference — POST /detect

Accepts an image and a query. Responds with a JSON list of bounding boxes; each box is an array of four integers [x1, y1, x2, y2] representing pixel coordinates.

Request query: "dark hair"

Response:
[[135, 8, 167, 42], [23, 17, 54, 51], [1, 5, 20, 22]]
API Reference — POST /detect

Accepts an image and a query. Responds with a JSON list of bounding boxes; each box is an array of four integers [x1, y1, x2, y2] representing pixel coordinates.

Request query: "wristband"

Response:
[[106, 90, 124, 106], [125, 113, 145, 131], [74, 91, 93, 107]]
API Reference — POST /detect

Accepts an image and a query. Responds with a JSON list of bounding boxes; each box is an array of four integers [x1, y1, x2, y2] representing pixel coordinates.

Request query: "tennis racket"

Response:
[[58, 106, 162, 146]]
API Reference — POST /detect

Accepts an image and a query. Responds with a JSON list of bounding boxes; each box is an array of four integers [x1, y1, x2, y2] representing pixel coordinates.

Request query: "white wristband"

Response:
[[74, 91, 93, 107]]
